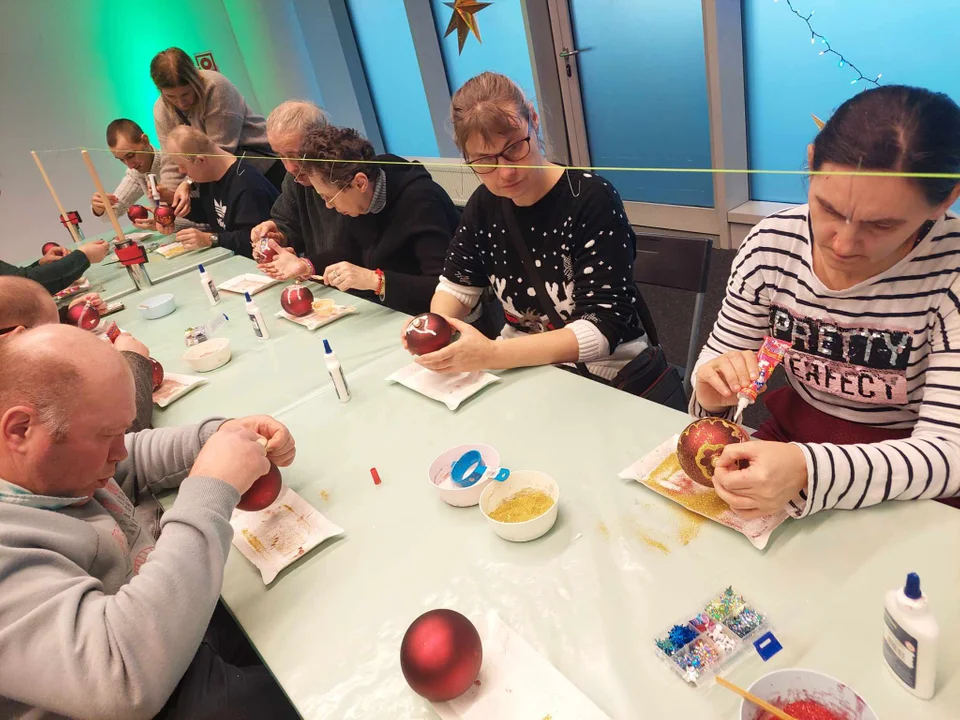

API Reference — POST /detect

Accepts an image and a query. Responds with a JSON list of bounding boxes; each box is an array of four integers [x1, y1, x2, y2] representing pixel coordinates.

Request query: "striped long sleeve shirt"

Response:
[[691, 205, 960, 516]]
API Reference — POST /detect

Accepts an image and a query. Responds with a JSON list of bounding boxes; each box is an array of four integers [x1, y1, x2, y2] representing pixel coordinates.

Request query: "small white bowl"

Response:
[[740, 669, 877, 720], [479, 471, 559, 542], [138, 293, 176, 320], [182, 337, 231, 372], [428, 443, 501, 507]]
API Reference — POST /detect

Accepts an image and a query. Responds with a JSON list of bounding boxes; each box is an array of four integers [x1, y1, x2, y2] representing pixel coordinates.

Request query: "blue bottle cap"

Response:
[[904, 572, 921, 600], [198, 264, 205, 272], [244, 292, 253, 302], [323, 338, 332, 354]]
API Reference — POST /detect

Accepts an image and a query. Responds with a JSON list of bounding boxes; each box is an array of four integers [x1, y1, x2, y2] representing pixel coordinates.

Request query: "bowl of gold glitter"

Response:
[[479, 471, 559, 542]]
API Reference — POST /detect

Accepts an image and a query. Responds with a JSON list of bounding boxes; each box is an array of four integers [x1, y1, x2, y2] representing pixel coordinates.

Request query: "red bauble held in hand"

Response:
[[237, 462, 283, 511], [127, 205, 151, 222], [154, 204, 175, 235], [677, 418, 750, 487], [400, 609, 482, 702], [404, 313, 454, 356], [280, 283, 314, 317], [257, 237, 278, 263], [149, 357, 164, 392], [65, 303, 100, 331], [41, 242, 63, 255]]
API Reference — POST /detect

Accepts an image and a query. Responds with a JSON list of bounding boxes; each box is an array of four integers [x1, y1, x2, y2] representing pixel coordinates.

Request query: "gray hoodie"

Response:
[[0, 419, 240, 720]]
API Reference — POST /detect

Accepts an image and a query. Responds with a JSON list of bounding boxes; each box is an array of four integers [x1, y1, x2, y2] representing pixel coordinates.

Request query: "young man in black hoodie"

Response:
[[257, 125, 458, 316], [165, 126, 278, 259]]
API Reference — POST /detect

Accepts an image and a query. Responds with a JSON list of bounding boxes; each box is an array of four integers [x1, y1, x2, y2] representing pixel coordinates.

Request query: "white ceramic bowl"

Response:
[[740, 669, 877, 720], [182, 337, 231, 372], [428, 443, 501, 507], [479, 470, 559, 542], [138, 293, 176, 320]]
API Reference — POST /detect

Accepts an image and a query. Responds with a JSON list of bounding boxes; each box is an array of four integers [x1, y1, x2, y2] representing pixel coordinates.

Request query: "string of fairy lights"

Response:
[[776, 0, 882, 87]]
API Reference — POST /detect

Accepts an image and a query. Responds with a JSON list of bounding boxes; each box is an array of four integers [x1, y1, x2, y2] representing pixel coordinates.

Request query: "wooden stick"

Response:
[[715, 677, 797, 720], [31, 150, 81, 246], [80, 149, 126, 244]]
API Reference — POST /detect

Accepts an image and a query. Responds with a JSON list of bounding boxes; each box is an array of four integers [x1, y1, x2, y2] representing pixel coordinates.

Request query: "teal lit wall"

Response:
[[569, 0, 713, 207], [429, 0, 537, 109], [744, 0, 960, 203], [346, 0, 439, 156]]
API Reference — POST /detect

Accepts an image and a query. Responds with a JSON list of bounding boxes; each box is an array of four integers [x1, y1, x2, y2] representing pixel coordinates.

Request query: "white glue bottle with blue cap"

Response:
[[244, 292, 269, 339], [198, 264, 221, 306], [883, 572, 938, 699], [323, 338, 350, 403]]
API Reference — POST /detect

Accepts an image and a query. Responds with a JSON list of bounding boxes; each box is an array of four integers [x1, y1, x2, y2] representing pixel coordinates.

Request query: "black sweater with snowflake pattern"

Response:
[[441, 169, 646, 369]]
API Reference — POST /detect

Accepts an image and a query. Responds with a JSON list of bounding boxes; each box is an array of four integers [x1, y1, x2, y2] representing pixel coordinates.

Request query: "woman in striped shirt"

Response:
[[693, 85, 960, 518]]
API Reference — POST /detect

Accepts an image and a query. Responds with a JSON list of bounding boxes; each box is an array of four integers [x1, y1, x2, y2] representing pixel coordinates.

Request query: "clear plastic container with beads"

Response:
[[652, 586, 771, 686]]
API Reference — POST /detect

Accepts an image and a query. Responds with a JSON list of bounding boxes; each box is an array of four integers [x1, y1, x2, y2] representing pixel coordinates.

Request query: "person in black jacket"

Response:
[[258, 125, 457, 315], [0, 240, 109, 296], [164, 126, 278, 259]]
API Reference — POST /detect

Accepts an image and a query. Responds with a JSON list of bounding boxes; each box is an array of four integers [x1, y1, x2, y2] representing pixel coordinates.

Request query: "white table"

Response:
[[146, 259, 959, 719]]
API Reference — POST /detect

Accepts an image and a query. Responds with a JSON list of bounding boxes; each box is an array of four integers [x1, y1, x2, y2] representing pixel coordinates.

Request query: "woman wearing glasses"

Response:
[[258, 125, 459, 315], [408, 72, 649, 377]]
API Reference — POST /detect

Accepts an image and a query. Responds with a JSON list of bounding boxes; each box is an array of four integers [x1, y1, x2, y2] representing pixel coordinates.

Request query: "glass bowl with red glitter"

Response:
[[740, 669, 877, 720]]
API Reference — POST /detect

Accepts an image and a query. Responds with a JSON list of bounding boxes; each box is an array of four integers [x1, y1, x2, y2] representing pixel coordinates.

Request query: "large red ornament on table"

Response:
[[400, 609, 482, 702], [237, 461, 283, 511], [149, 357, 164, 392], [676, 418, 750, 487], [404, 313, 454, 356], [64, 302, 101, 331], [127, 204, 151, 222], [280, 283, 314, 317]]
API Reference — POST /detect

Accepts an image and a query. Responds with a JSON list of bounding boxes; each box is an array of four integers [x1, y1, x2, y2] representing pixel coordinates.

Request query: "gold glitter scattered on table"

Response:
[[635, 529, 670, 554], [598, 521, 610, 538], [673, 506, 705, 545], [319, 489, 330, 502], [488, 489, 554, 523]]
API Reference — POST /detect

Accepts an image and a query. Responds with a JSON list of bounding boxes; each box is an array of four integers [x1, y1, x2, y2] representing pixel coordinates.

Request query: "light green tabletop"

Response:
[[76, 227, 233, 301], [147, 261, 960, 719]]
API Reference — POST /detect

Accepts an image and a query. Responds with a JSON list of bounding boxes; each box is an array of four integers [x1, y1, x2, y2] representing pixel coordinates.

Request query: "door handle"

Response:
[[559, 48, 581, 59]]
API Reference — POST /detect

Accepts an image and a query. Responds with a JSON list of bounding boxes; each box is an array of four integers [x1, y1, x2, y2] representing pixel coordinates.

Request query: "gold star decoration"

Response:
[[444, 0, 492, 55]]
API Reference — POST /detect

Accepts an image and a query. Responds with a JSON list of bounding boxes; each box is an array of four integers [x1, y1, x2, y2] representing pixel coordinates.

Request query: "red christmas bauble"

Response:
[[280, 283, 314, 317], [400, 609, 482, 702], [257, 237, 278, 263], [676, 418, 750, 487], [149, 357, 164, 392], [404, 313, 454, 356], [127, 205, 150, 222], [41, 241, 62, 255], [237, 462, 283, 511], [64, 303, 101, 331], [154, 204, 175, 227]]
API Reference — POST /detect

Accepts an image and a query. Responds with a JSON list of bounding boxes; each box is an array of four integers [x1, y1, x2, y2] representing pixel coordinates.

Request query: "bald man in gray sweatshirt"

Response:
[[0, 326, 299, 719]]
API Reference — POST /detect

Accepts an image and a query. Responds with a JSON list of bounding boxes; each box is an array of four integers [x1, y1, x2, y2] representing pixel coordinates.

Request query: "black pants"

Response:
[[155, 603, 300, 720]]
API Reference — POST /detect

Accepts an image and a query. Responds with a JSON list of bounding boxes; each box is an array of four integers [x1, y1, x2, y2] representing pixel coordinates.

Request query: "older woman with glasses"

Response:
[[406, 72, 650, 378], [258, 125, 459, 315]]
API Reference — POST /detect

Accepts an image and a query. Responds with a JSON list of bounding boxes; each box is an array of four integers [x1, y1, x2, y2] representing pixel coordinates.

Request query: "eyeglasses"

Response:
[[318, 183, 348, 207], [466, 136, 532, 175]]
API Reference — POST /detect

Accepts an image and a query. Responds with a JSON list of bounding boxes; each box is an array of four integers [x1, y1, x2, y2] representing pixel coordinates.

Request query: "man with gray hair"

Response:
[[0, 325, 299, 719], [251, 99, 350, 267]]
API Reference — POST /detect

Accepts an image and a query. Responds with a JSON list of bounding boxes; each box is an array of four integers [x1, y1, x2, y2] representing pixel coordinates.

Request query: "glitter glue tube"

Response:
[[735, 336, 792, 420]]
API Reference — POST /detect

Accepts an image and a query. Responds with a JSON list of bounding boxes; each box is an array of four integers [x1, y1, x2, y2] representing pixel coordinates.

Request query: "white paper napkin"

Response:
[[433, 611, 611, 720], [386, 363, 499, 410], [275, 304, 355, 330], [230, 486, 344, 584], [152, 373, 207, 408], [618, 434, 788, 550]]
